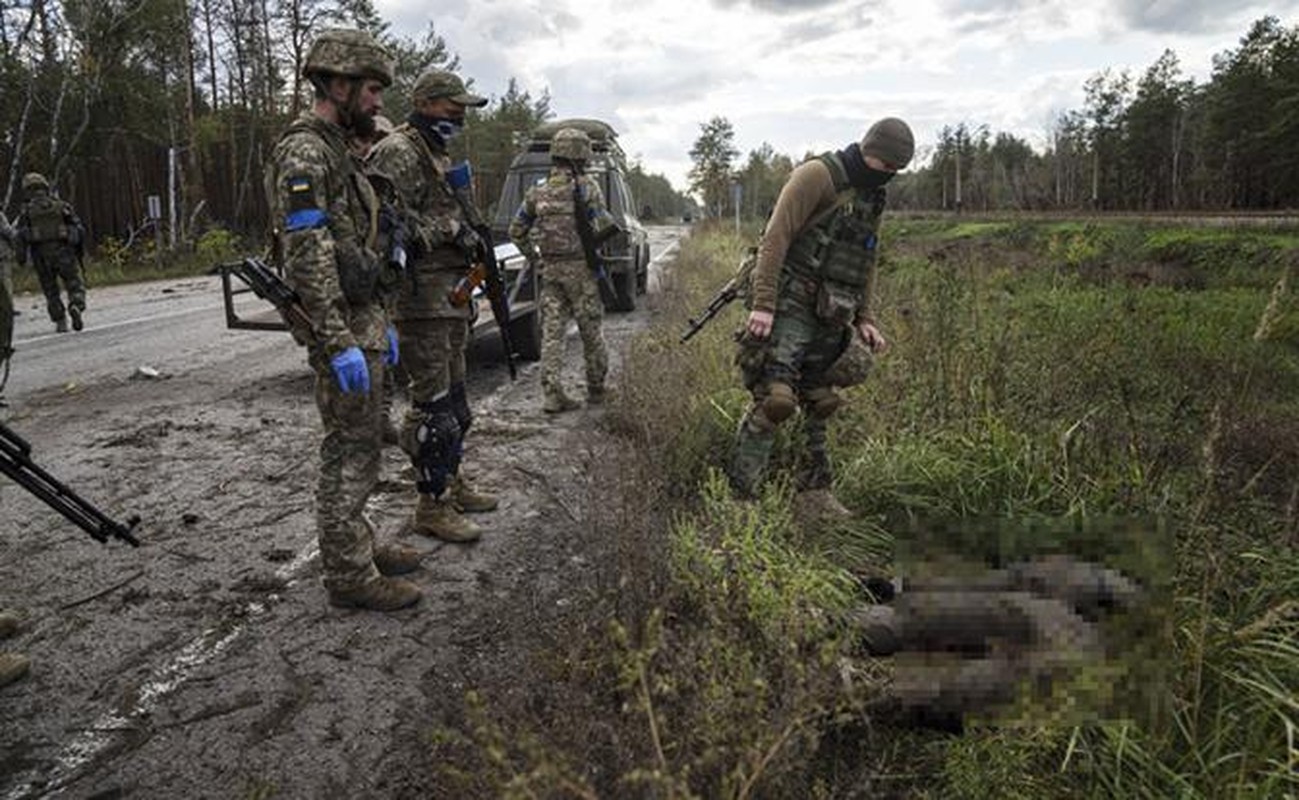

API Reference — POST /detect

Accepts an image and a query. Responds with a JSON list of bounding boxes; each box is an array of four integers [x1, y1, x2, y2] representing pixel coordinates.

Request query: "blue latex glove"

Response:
[[384, 326, 399, 367], [330, 346, 370, 394]]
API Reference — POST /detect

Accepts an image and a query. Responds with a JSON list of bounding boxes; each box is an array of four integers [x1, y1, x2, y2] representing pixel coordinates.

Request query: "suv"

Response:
[[491, 118, 650, 312]]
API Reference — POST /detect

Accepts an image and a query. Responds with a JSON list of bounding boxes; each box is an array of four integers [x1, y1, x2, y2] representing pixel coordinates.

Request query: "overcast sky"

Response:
[[374, 0, 1298, 192]]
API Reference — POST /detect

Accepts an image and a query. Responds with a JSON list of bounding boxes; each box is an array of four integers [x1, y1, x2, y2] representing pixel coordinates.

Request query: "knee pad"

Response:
[[412, 394, 462, 496], [758, 381, 798, 427], [804, 386, 842, 420], [449, 381, 471, 434]]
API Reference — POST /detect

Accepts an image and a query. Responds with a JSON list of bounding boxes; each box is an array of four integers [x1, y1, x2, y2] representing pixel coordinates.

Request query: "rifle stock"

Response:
[[0, 421, 141, 546]]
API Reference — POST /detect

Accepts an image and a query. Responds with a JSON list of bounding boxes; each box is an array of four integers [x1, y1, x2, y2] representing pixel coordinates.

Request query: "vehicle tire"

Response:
[[612, 267, 636, 312], [508, 308, 542, 361]]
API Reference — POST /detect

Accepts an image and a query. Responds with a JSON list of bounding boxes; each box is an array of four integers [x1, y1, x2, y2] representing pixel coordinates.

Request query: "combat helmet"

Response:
[[825, 333, 875, 387], [551, 128, 593, 163], [22, 172, 49, 193], [303, 28, 393, 87]]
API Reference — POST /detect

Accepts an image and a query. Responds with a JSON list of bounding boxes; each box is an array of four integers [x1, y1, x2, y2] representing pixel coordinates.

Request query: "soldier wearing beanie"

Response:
[[730, 117, 915, 513]]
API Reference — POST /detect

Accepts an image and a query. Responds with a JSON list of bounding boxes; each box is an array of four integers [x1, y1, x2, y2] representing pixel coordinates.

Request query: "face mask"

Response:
[[430, 116, 464, 143], [858, 166, 895, 190]]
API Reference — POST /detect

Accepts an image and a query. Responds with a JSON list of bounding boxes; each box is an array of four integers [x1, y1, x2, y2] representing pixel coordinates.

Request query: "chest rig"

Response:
[[530, 171, 585, 258], [781, 152, 886, 323]]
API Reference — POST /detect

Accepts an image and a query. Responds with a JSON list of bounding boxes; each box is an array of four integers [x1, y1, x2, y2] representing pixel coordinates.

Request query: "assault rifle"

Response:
[[219, 257, 314, 338], [0, 421, 141, 546], [680, 250, 757, 343], [569, 166, 620, 299], [446, 162, 516, 380]]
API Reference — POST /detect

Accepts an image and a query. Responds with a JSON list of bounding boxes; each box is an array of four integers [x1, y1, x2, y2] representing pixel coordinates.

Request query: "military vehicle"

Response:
[[491, 118, 650, 312]]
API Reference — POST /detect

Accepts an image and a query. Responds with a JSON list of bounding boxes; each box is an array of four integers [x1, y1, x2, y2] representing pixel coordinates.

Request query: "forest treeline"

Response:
[[689, 15, 1299, 219], [0, 0, 691, 257]]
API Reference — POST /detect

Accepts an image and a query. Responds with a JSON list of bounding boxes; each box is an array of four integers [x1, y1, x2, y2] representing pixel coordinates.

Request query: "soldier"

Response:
[[369, 68, 499, 543], [264, 28, 421, 611], [730, 118, 915, 512], [14, 173, 86, 333], [1, 212, 15, 406], [508, 127, 616, 413]]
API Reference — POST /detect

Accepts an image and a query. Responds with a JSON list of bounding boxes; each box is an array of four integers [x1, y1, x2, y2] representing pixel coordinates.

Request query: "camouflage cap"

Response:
[[859, 117, 915, 171], [412, 69, 487, 107], [22, 172, 48, 191], [303, 28, 394, 87]]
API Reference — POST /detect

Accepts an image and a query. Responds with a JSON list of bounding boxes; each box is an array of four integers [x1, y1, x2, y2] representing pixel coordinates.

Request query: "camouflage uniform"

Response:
[[15, 174, 85, 331], [731, 118, 914, 498], [368, 69, 495, 540], [265, 31, 416, 604], [508, 165, 614, 409], [1, 214, 15, 399]]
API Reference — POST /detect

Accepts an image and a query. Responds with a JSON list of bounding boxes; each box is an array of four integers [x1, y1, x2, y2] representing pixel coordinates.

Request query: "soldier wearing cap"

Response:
[[264, 28, 422, 611], [730, 118, 915, 511], [369, 68, 499, 543]]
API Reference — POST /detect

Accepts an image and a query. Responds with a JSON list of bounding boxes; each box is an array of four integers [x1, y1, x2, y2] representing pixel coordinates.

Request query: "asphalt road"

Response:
[[4, 224, 686, 404]]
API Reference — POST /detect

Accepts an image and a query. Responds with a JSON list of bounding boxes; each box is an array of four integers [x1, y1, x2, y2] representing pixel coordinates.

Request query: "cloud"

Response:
[[710, 0, 843, 12], [1104, 0, 1271, 34]]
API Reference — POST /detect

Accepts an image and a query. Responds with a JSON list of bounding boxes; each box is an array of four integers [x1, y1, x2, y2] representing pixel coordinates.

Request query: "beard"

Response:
[[348, 109, 377, 140]]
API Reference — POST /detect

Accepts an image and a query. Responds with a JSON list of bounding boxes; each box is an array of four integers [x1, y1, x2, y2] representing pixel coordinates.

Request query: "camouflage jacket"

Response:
[[16, 191, 84, 258], [368, 124, 475, 320], [508, 168, 613, 265], [264, 111, 387, 357]]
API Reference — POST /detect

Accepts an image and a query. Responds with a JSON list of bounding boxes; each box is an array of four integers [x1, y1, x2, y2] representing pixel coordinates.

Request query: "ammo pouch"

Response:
[[334, 241, 381, 306], [815, 281, 860, 325]]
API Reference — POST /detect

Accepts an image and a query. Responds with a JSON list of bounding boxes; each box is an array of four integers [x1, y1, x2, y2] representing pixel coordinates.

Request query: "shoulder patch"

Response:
[[287, 175, 313, 194]]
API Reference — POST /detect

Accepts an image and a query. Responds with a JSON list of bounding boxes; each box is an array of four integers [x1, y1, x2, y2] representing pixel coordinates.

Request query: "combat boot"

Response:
[[543, 391, 581, 414], [54, 317, 68, 333], [69, 306, 84, 331], [372, 542, 422, 576], [328, 576, 422, 611], [0, 611, 22, 640], [411, 495, 481, 543], [0, 652, 31, 688], [450, 475, 499, 513], [794, 489, 853, 524]]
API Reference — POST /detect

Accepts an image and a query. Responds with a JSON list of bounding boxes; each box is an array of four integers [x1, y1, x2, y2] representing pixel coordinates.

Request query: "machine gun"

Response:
[[446, 162, 517, 380], [680, 250, 757, 343], [0, 421, 141, 546], [218, 257, 314, 339], [569, 166, 620, 300]]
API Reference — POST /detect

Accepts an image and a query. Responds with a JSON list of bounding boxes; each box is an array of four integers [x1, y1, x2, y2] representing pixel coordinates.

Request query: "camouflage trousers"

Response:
[[540, 259, 607, 399], [1, 259, 13, 362], [312, 349, 385, 593], [394, 317, 471, 495], [30, 244, 83, 323], [731, 305, 849, 496]]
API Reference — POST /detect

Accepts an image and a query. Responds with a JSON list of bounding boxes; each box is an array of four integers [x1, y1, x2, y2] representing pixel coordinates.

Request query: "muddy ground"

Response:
[[0, 225, 686, 799]]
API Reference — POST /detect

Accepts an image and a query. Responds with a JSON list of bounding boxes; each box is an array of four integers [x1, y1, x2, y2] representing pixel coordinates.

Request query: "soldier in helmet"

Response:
[[264, 28, 422, 611], [731, 118, 915, 512], [508, 127, 617, 413], [14, 172, 87, 333], [369, 68, 500, 544]]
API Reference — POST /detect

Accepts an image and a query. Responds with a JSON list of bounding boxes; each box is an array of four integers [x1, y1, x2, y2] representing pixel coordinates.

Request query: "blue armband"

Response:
[[285, 209, 328, 232]]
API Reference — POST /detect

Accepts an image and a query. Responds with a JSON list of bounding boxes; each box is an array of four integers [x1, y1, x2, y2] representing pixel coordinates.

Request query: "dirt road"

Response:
[[0, 225, 686, 798]]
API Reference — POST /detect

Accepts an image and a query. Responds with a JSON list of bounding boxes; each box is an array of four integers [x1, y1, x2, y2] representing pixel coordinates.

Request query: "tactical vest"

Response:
[[782, 152, 886, 324], [396, 124, 465, 267], [274, 117, 382, 306], [528, 171, 590, 259], [25, 193, 70, 244]]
